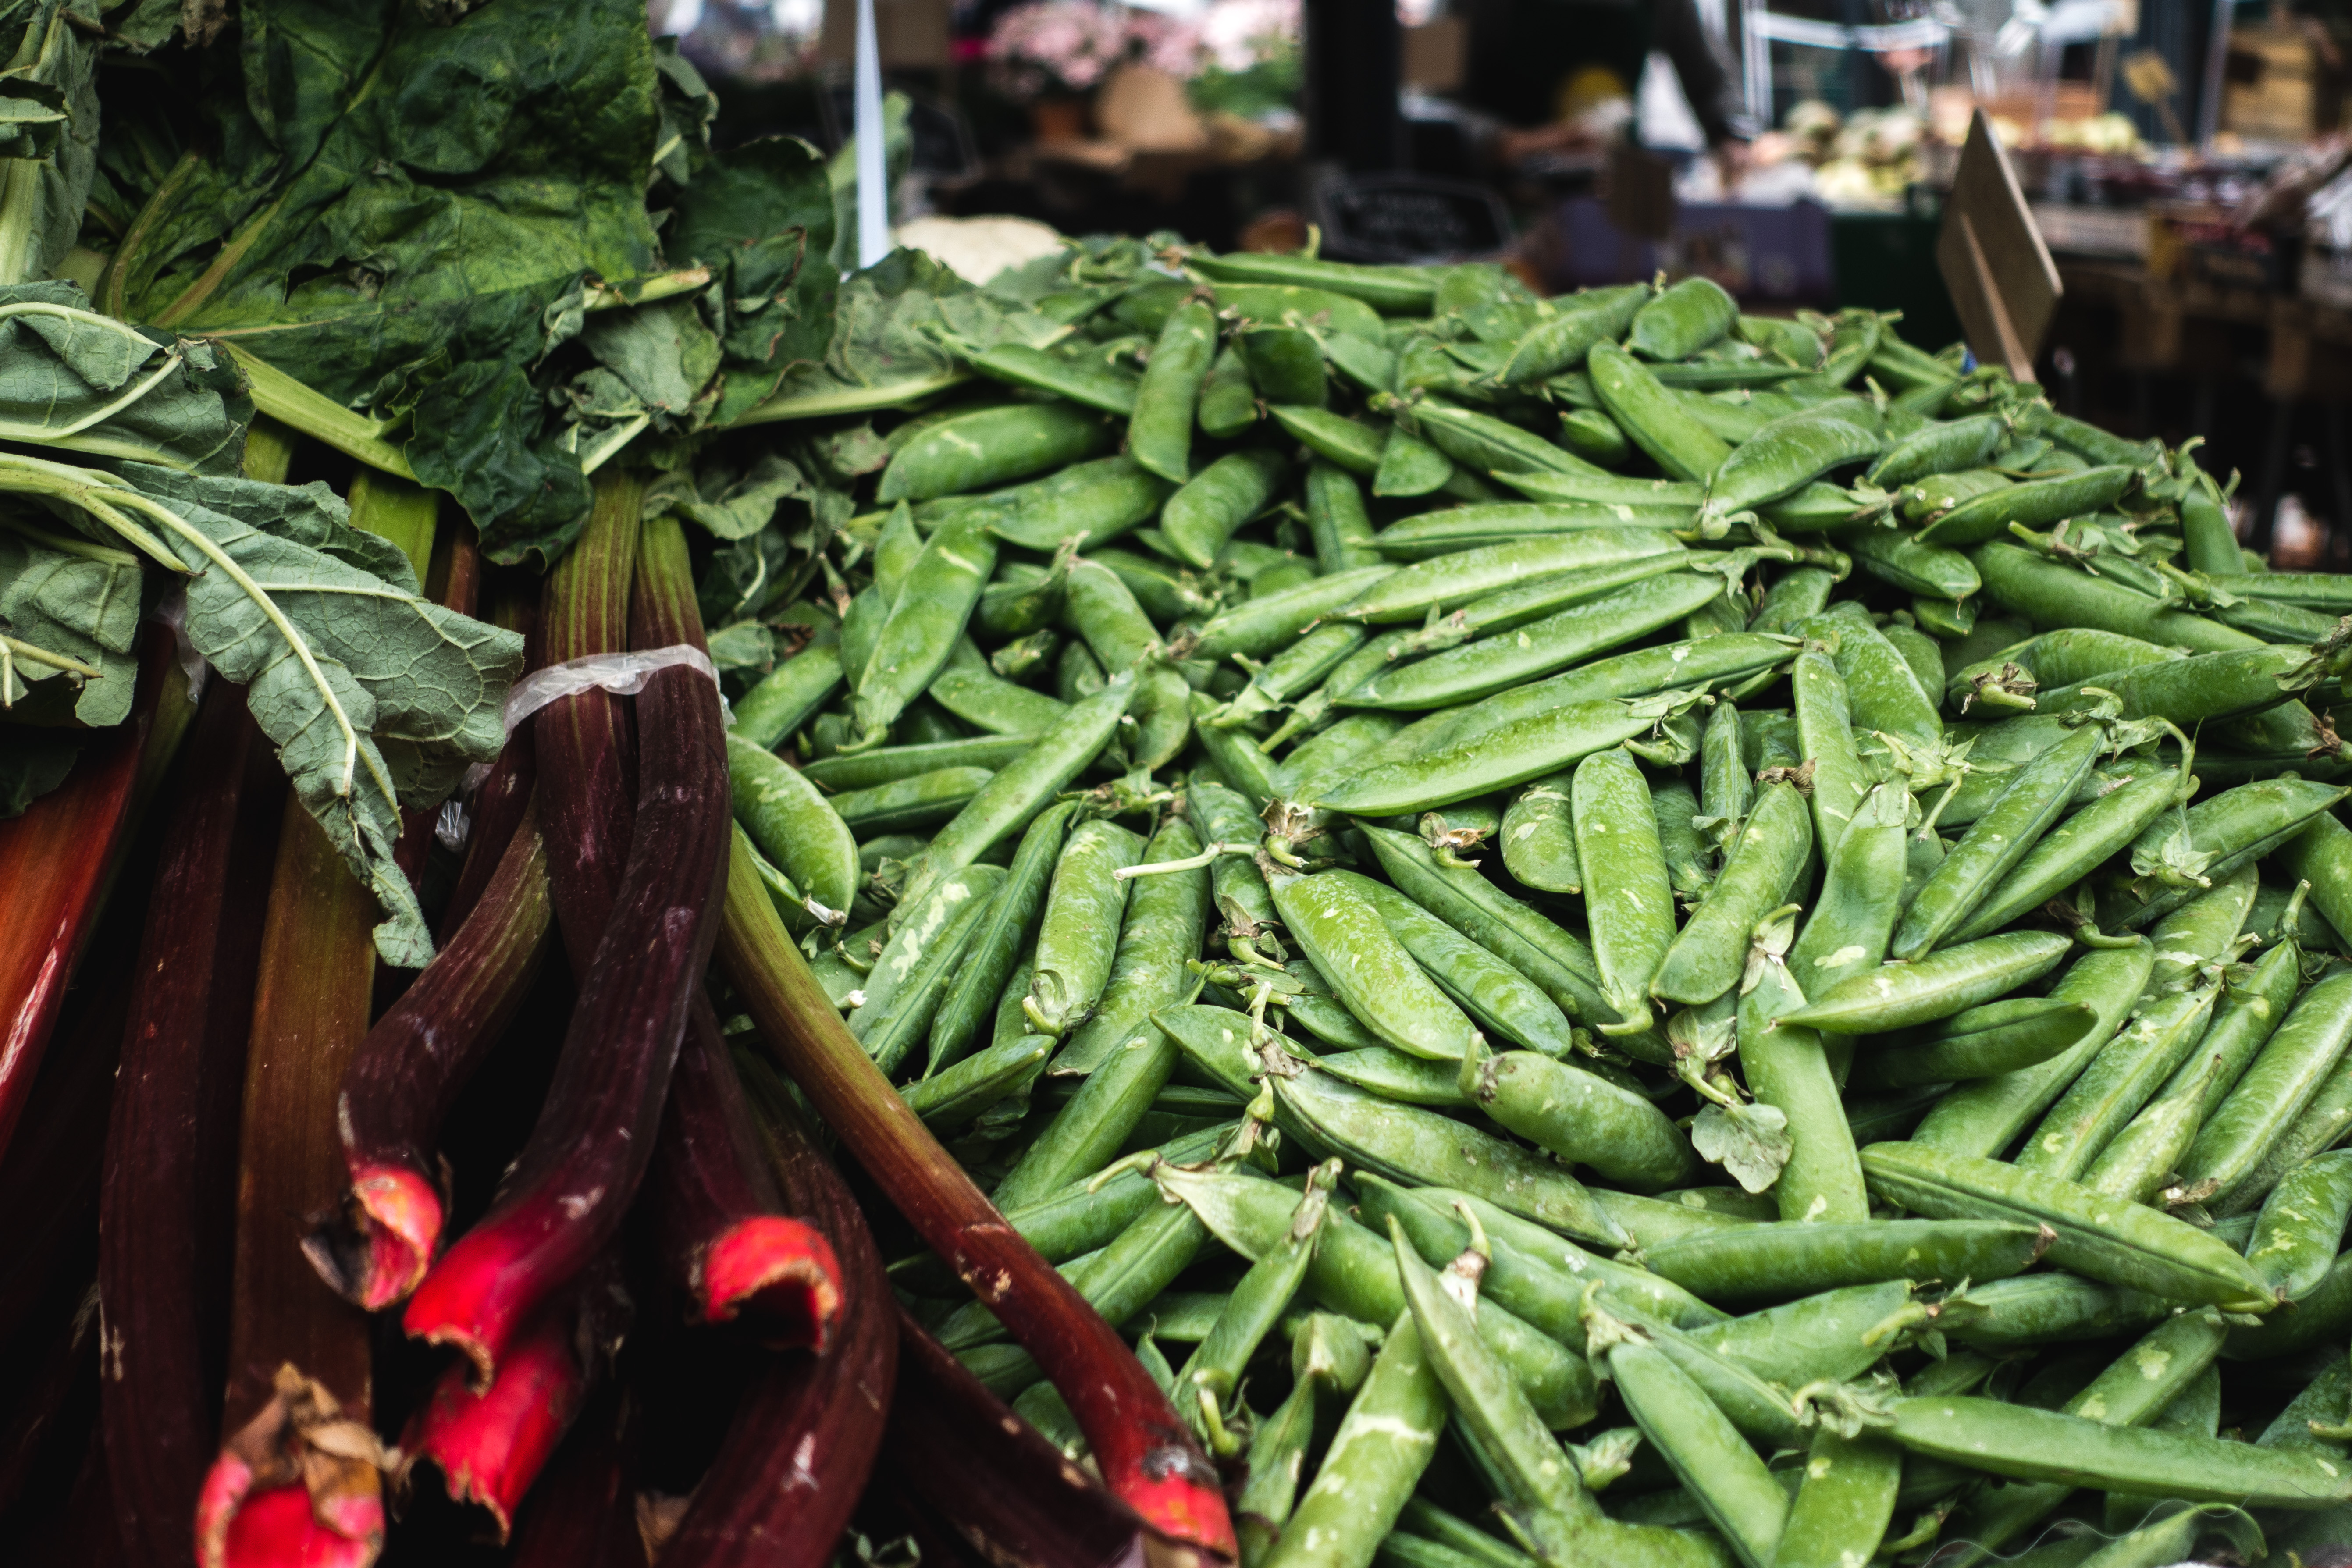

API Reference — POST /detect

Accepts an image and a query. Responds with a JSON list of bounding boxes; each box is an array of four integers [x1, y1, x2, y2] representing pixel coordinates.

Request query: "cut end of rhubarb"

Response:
[[397, 1314, 589, 1543], [1125, 1446, 1239, 1564], [215, 1484, 381, 1568], [695, 1216, 844, 1348], [199, 1365, 388, 1568], [302, 1166, 445, 1311]]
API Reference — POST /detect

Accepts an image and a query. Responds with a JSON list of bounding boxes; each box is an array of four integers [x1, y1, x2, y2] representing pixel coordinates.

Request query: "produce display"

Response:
[[11, 7, 2352, 1568]]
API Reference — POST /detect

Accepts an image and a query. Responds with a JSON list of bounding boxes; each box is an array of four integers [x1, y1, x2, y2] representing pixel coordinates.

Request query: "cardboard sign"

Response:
[[1936, 109, 2062, 378], [1311, 174, 1512, 263]]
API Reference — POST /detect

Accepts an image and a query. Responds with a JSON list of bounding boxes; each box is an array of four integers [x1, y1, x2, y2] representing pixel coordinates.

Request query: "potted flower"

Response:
[[985, 0, 1132, 143]]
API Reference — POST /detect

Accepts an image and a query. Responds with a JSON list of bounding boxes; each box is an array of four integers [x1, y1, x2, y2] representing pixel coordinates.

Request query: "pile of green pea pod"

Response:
[[720, 244, 2352, 1568]]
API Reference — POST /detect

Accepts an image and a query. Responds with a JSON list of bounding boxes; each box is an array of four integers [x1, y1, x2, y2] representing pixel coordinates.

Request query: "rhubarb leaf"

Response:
[[0, 284, 250, 473], [0, 522, 145, 725], [0, 0, 100, 285]]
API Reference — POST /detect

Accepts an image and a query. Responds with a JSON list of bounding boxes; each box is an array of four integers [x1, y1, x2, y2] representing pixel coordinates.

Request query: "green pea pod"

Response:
[[959, 340, 1138, 415], [1314, 694, 1691, 817], [1755, 480, 1864, 534], [2189, 933, 2305, 1123], [1589, 342, 1733, 484], [2246, 1148, 2352, 1301], [1197, 343, 1260, 439], [1256, 1310, 1445, 1568], [1187, 250, 1437, 312], [1853, 997, 2098, 1089], [838, 582, 888, 686], [1237, 325, 1328, 407], [855, 878, 1005, 1077], [1859, 1144, 2277, 1312], [1464, 1044, 1697, 1189], [1651, 778, 1712, 906], [899, 1028, 1052, 1131], [1787, 782, 1907, 1005], [1299, 461, 1383, 575], [1211, 281, 1388, 339], [1893, 723, 2104, 958], [1900, 466, 2010, 523], [726, 734, 859, 924], [1270, 403, 1387, 474], [926, 799, 1077, 1073], [1704, 406, 1884, 520], [1644, 1220, 2046, 1309], [801, 735, 1028, 793], [1317, 1046, 1466, 1105], [1747, 567, 1836, 636], [2106, 778, 2350, 932], [1865, 332, 1957, 392], [1972, 541, 2261, 655], [852, 516, 1000, 740], [1574, 748, 1676, 1033], [1181, 1171, 1334, 1449], [2213, 1063, 2352, 1227], [1163, 447, 1288, 569], [1686, 1281, 1908, 1386], [879, 402, 1111, 502], [1365, 1177, 1723, 1330], [2081, 1052, 2227, 1202], [1694, 702, 1750, 849], [2276, 810, 2352, 953], [1843, 525, 1980, 601], [731, 645, 844, 750], [1738, 313, 1826, 368], [975, 564, 1065, 644], [1501, 285, 1648, 383], [1024, 817, 1144, 1038], [2035, 646, 2302, 726], [2178, 965, 2352, 1210], [1769, 1431, 1898, 1568], [1372, 425, 1455, 498], [1320, 327, 1400, 398], [1235, 1315, 1375, 1568], [1792, 646, 1868, 857], [1743, 929, 1869, 1223], [2016, 968, 2240, 1183], [1282, 713, 1403, 789], [1596, 1323, 1787, 1568], [1816, 311, 1882, 385], [1949, 769, 2183, 943], [1479, 470, 1705, 510], [1407, 397, 1606, 480], [1779, 930, 2074, 1034], [1190, 564, 1397, 661], [1343, 528, 1676, 623], [1359, 826, 1637, 1050], [1630, 276, 1738, 361], [1264, 865, 1482, 1060], [1500, 772, 1579, 895], [1341, 874, 1580, 1059], [1655, 783, 1812, 1006], [970, 455, 1176, 554], [1808, 614, 1940, 753], [1864, 414, 2005, 489], [853, 863, 1009, 1031], [1372, 501, 1694, 561], [1130, 299, 1218, 482], [830, 765, 993, 832], [1555, 407, 1631, 469]]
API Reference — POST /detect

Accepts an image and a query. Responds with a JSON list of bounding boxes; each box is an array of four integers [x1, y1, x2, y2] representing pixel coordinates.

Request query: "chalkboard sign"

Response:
[[1310, 174, 1513, 264]]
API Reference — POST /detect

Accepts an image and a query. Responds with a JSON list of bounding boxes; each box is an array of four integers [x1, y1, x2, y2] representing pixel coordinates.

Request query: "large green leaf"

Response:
[[0, 0, 101, 285], [0, 284, 250, 473], [0, 520, 143, 724]]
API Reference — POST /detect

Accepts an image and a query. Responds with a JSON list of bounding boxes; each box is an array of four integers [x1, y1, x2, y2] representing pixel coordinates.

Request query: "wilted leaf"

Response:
[[0, 522, 144, 724], [1691, 1100, 1793, 1194]]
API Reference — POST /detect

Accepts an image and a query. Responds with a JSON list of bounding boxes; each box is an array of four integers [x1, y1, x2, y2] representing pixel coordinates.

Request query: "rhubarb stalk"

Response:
[[662, 1055, 896, 1567], [402, 504, 730, 1382], [718, 833, 1235, 1563], [303, 799, 553, 1310], [0, 627, 188, 1162], [100, 685, 285, 1568]]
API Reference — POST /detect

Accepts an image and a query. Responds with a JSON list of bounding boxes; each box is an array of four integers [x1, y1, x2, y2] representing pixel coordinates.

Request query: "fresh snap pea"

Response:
[[2013, 983, 2221, 1181], [1302, 460, 1384, 574], [838, 582, 888, 688], [1500, 284, 1649, 384], [1676, 1280, 1905, 1388], [1313, 695, 1696, 817], [1914, 465, 2138, 547], [1191, 564, 1398, 661], [1197, 343, 1260, 438], [972, 455, 1177, 553], [1432, 635, 1793, 757], [2187, 932, 2304, 1122], [856, 878, 1008, 1078], [2177, 964, 2352, 1209], [1972, 541, 2261, 655], [1640, 1220, 2048, 1307], [1270, 404, 1388, 475], [1743, 921, 1869, 1222], [1748, 567, 1836, 636], [1339, 874, 1579, 1058], [1262, 865, 1482, 1060], [1164, 447, 1289, 568], [1320, 328, 1400, 398], [1188, 251, 1437, 313], [1341, 528, 1682, 624], [1462, 1042, 1698, 1190], [1373, 425, 1455, 497], [1402, 397, 1604, 481], [1785, 780, 1908, 1038], [1630, 277, 1737, 362], [1257, 1309, 1446, 1568], [829, 764, 993, 832], [926, 799, 1077, 1072], [732, 644, 844, 750], [1854, 997, 2098, 1090], [1194, 691, 1290, 809], [1235, 1314, 1377, 1568], [1705, 407, 1885, 521], [878, 401, 1112, 502], [1865, 414, 2005, 488], [1939, 1272, 2168, 1352], [1768, 1431, 1898, 1568], [1024, 817, 1143, 1037], [1281, 713, 1404, 789], [1893, 724, 2104, 958], [802, 733, 1032, 793], [2035, 647, 2302, 728], [1499, 773, 1580, 894], [1886, 1395, 2346, 1507], [1211, 281, 1388, 340], [1655, 782, 1812, 1006], [1574, 748, 1677, 1033], [2106, 778, 2350, 931], [1238, 326, 1328, 407], [1589, 342, 1733, 484], [726, 733, 860, 925], [1948, 769, 2183, 943], [2276, 808, 2352, 951], [1779, 930, 2073, 1034], [1842, 526, 1980, 602], [1859, 1143, 2277, 1312], [853, 863, 1008, 1028], [1696, 702, 1749, 844], [2078, 1049, 2225, 1202], [2246, 1148, 2352, 1301], [1785, 651, 1868, 862], [1556, 408, 1632, 468], [1591, 1312, 1786, 1568], [1658, 779, 1718, 906], [1179, 1166, 1335, 1452], [929, 642, 1068, 737], [899, 1027, 1052, 1131], [2213, 1051, 2352, 1223], [1476, 469, 1706, 511], [1317, 1046, 1467, 1104], [961, 339, 1139, 414], [1130, 299, 1218, 482], [1900, 466, 2012, 524]]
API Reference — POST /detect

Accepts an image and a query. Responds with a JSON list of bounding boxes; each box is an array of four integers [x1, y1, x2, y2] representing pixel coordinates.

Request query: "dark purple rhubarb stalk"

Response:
[[506, 1389, 639, 1568], [402, 496, 731, 1383], [437, 592, 538, 944], [652, 1006, 844, 1341], [301, 799, 553, 1311], [98, 686, 285, 1568], [660, 1056, 897, 1568], [886, 1307, 1147, 1568]]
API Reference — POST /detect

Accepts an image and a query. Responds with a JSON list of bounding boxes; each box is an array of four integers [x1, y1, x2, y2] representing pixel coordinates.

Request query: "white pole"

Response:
[[854, 0, 889, 269]]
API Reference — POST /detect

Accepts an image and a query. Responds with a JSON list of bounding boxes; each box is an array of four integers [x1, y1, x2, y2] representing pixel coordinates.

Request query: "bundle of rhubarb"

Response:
[[14, 10, 2352, 1568]]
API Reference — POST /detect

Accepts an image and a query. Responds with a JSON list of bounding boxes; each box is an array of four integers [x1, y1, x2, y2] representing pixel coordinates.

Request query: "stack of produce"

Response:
[[11, 6, 2352, 1567]]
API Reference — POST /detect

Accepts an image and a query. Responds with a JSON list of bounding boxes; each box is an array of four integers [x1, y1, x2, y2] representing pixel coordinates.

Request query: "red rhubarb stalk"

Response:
[[887, 1306, 1146, 1568], [0, 628, 187, 1162], [100, 685, 285, 1568], [507, 1390, 639, 1568], [662, 1056, 897, 1567], [718, 863, 1235, 1563], [402, 504, 730, 1382], [303, 800, 553, 1310], [198, 1369, 384, 1568], [653, 1006, 843, 1340]]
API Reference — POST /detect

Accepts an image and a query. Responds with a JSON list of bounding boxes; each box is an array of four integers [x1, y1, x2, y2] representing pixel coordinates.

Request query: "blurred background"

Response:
[[649, 0, 2352, 565]]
